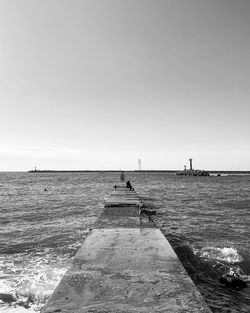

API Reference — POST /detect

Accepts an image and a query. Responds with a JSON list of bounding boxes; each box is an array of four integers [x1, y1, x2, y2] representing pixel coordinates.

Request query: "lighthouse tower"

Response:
[[189, 158, 193, 170]]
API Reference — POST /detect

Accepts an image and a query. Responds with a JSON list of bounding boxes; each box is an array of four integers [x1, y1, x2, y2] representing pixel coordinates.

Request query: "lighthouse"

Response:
[[189, 158, 193, 170]]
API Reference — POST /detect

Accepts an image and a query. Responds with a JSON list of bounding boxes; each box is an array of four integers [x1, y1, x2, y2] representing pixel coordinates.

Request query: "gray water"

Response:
[[0, 172, 249, 312]]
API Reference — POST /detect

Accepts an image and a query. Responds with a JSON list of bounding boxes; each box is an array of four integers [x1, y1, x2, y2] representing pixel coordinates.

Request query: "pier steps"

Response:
[[41, 186, 212, 313], [104, 187, 142, 207]]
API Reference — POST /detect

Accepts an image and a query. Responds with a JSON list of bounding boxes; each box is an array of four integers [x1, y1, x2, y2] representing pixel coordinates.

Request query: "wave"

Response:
[[195, 246, 243, 264], [0, 251, 69, 311]]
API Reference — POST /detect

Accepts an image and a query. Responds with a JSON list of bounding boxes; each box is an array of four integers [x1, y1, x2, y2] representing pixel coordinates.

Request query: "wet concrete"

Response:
[[41, 187, 212, 313], [94, 206, 140, 229], [104, 188, 142, 207]]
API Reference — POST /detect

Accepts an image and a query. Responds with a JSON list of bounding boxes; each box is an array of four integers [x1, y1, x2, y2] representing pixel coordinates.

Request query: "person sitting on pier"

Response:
[[126, 180, 134, 191], [120, 171, 125, 182]]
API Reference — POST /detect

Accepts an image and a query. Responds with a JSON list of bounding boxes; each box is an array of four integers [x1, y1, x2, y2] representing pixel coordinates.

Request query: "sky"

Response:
[[1, 0, 250, 171]]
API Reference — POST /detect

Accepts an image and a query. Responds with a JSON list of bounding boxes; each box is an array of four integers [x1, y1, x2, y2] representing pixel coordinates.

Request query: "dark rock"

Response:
[[0, 293, 16, 303]]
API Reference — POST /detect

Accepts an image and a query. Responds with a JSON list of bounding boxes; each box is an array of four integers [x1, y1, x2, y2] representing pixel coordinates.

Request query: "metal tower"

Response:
[[138, 158, 142, 171]]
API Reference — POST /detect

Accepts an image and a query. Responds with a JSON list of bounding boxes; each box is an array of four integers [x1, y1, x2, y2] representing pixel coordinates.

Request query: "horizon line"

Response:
[[0, 169, 248, 174]]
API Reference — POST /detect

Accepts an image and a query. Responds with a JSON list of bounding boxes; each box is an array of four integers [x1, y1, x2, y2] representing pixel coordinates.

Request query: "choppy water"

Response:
[[0, 172, 249, 312]]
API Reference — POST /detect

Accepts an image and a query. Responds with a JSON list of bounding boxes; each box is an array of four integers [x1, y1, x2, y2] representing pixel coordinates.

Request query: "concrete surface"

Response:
[[104, 188, 142, 207], [41, 187, 212, 313]]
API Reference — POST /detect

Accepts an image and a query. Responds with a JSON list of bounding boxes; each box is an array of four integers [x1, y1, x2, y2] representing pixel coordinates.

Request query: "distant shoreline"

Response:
[[27, 170, 250, 174]]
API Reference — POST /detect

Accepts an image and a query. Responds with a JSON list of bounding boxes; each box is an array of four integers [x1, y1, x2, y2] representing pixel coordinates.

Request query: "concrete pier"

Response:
[[42, 187, 212, 313], [104, 187, 143, 207]]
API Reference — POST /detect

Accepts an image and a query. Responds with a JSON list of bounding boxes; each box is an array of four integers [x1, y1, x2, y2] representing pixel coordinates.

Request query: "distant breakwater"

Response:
[[28, 170, 250, 174]]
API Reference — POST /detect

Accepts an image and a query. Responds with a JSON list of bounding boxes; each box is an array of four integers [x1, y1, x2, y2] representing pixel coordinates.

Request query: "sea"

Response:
[[0, 172, 249, 313]]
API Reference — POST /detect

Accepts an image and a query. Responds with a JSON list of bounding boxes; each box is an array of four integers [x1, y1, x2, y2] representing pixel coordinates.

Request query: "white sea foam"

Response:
[[197, 246, 243, 263], [0, 252, 69, 311], [0, 304, 36, 313]]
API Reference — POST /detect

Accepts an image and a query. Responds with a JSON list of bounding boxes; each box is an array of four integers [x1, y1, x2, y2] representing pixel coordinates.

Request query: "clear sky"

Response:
[[1, 0, 250, 171]]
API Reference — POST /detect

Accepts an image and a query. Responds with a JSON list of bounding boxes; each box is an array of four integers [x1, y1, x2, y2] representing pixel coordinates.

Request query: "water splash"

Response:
[[0, 251, 69, 311], [196, 246, 243, 264]]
